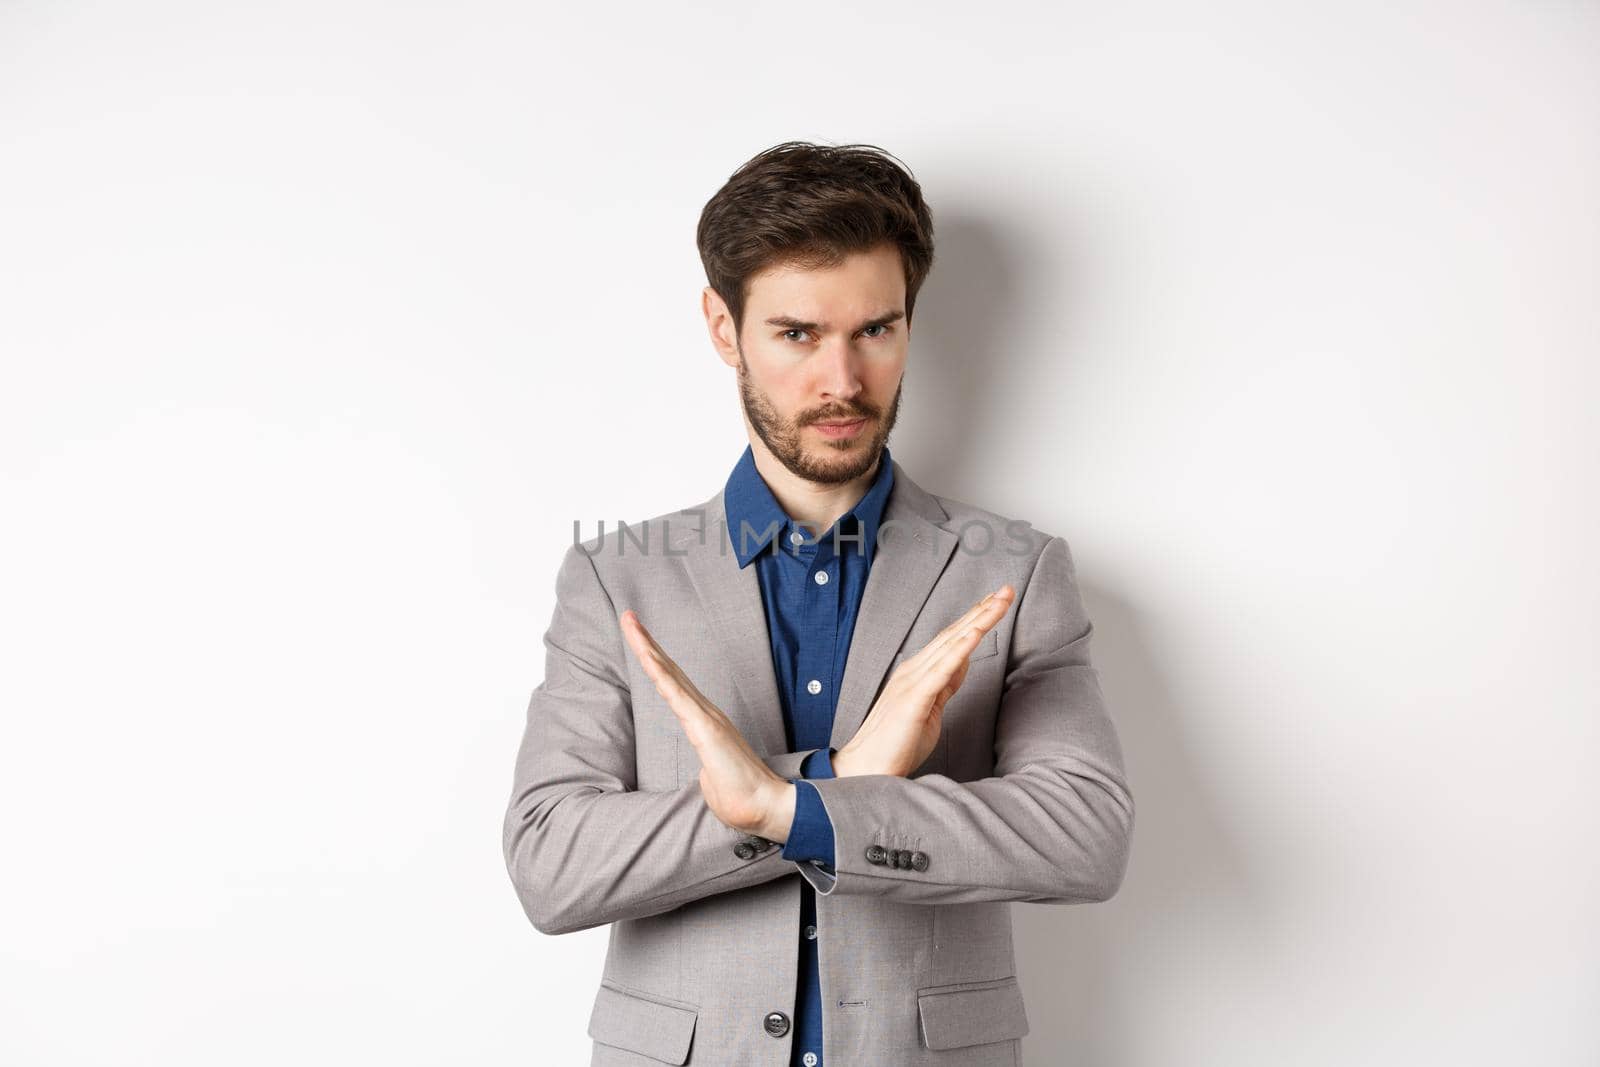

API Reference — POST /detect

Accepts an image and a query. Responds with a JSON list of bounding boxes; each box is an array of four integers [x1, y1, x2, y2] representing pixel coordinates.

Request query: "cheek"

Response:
[[862, 359, 905, 397], [748, 363, 815, 418], [763, 367, 812, 405]]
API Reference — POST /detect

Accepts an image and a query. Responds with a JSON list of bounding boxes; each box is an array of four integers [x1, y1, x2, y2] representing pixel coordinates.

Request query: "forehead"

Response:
[[744, 243, 906, 321]]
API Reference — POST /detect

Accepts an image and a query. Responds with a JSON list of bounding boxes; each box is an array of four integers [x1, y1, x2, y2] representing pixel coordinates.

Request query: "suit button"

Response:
[[865, 844, 888, 865], [910, 850, 930, 872], [763, 1010, 790, 1037], [749, 835, 774, 852], [894, 849, 911, 869], [734, 841, 756, 860]]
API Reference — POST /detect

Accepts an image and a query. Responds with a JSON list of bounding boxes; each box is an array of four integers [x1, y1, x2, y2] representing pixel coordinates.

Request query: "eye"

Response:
[[782, 329, 811, 343], [861, 324, 892, 339]]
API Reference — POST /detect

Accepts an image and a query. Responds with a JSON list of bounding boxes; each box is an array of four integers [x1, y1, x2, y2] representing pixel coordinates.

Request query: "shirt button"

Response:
[[813, 569, 829, 585], [790, 530, 805, 545], [803, 1053, 819, 1066], [806, 679, 822, 695], [805, 923, 817, 939]]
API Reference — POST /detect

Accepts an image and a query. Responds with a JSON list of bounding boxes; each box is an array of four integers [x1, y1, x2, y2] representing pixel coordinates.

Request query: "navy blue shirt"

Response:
[[722, 442, 895, 1067]]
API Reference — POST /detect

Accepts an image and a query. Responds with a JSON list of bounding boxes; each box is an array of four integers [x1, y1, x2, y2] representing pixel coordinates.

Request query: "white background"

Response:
[[2, 2, 1595, 1064]]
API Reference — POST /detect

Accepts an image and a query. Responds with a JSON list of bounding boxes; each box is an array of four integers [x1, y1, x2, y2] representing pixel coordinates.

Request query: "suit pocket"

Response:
[[894, 627, 1001, 670], [586, 980, 699, 1064], [968, 628, 1001, 662], [916, 975, 1029, 1050]]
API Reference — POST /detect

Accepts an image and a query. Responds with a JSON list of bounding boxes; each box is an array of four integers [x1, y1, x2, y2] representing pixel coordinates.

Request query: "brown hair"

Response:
[[696, 141, 935, 338]]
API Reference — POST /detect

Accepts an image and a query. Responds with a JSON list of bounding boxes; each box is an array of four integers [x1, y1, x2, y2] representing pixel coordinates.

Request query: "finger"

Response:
[[896, 608, 986, 679], [621, 613, 680, 693], [934, 656, 971, 710], [893, 628, 982, 707], [641, 633, 733, 730], [892, 605, 993, 689], [622, 611, 688, 684], [927, 656, 968, 719], [914, 607, 1009, 698], [621, 610, 672, 674], [619, 610, 664, 672], [920, 585, 1014, 663], [622, 612, 699, 713], [621, 611, 737, 743], [623, 609, 675, 667], [914, 624, 989, 691], [947, 653, 972, 693], [909, 586, 1015, 678], [935, 586, 1007, 643]]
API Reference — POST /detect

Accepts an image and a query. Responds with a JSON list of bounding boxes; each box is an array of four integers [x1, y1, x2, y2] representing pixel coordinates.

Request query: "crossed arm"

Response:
[[502, 535, 1133, 936], [500, 544, 837, 935]]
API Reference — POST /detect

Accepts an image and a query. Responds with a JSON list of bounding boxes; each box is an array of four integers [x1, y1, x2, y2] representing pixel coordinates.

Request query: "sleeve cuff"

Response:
[[780, 778, 836, 868], [800, 746, 837, 780]]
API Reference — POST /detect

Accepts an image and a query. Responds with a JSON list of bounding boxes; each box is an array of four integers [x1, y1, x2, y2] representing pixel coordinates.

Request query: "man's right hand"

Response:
[[832, 585, 1016, 779]]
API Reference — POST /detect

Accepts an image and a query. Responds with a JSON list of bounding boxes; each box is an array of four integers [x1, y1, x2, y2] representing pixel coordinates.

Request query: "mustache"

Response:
[[803, 406, 876, 425]]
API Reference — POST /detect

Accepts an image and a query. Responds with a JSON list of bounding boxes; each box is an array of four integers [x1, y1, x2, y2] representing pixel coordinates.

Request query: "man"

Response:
[[502, 141, 1134, 1066]]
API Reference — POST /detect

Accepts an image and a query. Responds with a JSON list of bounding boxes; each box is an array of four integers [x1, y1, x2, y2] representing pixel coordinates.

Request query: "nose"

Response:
[[816, 338, 864, 405]]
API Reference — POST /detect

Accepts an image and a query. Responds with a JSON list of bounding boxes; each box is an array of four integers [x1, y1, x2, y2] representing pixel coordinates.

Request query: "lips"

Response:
[[812, 417, 868, 439]]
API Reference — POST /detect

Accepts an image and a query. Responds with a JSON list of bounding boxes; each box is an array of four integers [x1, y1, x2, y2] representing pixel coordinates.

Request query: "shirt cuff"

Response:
[[800, 746, 837, 780], [780, 778, 836, 868]]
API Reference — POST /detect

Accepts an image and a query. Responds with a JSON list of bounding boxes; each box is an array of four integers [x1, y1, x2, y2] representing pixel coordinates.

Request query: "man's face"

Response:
[[712, 242, 908, 487]]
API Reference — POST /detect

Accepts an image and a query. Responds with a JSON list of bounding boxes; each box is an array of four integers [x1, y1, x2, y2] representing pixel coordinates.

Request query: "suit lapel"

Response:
[[674, 496, 790, 755], [829, 459, 956, 749], [673, 458, 956, 759]]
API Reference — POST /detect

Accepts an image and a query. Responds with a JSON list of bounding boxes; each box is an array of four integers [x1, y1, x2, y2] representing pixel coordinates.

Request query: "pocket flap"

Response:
[[894, 627, 1000, 669], [586, 981, 699, 1064], [917, 975, 1029, 1050]]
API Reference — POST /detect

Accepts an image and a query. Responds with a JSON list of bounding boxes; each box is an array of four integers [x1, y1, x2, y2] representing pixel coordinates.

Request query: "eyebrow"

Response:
[[763, 309, 906, 333]]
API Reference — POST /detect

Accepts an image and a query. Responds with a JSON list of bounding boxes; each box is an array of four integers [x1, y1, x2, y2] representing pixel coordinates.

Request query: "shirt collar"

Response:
[[722, 443, 896, 569]]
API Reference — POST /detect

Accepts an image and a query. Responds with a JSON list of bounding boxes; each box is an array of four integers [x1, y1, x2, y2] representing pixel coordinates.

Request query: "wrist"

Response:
[[757, 780, 798, 843]]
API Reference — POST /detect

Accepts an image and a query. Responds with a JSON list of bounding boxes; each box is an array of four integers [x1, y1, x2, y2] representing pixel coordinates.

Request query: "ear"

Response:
[[702, 286, 740, 369]]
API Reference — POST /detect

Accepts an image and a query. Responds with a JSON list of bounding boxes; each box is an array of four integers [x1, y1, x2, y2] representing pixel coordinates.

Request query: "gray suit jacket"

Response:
[[502, 458, 1135, 1065]]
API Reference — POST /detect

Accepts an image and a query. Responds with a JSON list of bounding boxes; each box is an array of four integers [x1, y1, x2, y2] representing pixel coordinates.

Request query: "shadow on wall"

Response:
[[899, 202, 1279, 1065], [1014, 577, 1274, 1066], [893, 208, 1031, 491]]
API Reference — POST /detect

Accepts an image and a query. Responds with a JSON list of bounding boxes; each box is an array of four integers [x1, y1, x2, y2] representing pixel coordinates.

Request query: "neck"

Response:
[[748, 436, 881, 537]]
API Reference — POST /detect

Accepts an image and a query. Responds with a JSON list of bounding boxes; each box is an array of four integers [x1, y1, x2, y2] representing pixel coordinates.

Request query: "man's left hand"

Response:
[[620, 609, 796, 843]]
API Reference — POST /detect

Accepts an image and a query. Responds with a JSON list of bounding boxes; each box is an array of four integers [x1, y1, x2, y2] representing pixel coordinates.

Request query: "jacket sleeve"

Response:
[[797, 535, 1135, 905], [502, 542, 827, 936]]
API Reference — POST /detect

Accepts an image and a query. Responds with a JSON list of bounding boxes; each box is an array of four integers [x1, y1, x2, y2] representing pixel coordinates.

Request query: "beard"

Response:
[[737, 349, 901, 486]]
